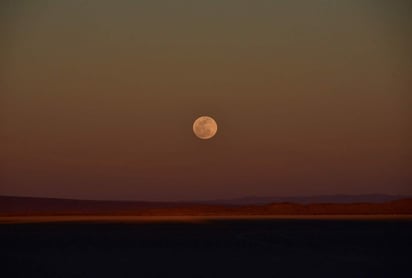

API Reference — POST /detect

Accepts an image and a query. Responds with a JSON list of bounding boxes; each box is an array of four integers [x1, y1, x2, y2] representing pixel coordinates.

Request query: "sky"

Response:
[[1, 0, 411, 201]]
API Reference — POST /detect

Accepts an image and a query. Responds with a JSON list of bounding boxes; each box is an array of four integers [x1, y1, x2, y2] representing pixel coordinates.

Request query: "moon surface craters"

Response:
[[193, 116, 218, 140]]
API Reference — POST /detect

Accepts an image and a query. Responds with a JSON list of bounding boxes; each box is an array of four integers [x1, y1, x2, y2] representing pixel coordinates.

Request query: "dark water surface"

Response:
[[1, 220, 411, 277]]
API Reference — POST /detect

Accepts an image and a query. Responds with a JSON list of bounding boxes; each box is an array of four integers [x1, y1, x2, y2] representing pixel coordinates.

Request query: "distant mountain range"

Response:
[[1, 195, 411, 217], [202, 194, 411, 205]]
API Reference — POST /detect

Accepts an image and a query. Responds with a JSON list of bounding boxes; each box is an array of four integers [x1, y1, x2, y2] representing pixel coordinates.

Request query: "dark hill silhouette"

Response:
[[1, 195, 412, 216], [202, 194, 411, 205]]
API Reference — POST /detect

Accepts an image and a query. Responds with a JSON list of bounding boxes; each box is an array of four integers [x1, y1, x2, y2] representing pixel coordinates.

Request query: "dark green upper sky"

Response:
[[1, 0, 411, 200]]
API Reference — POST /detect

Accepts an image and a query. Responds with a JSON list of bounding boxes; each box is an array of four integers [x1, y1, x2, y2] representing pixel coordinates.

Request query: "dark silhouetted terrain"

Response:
[[1, 195, 412, 217], [1, 196, 412, 277], [206, 194, 411, 205]]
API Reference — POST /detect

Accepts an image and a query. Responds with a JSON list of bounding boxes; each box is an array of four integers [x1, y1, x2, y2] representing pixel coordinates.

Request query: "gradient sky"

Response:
[[1, 0, 411, 201]]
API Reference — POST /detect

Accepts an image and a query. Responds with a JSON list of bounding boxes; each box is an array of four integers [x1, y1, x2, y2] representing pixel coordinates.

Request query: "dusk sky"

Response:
[[1, 1, 411, 201]]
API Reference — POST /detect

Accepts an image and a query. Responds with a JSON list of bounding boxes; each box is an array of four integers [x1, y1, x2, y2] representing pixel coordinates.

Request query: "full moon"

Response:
[[193, 116, 218, 140]]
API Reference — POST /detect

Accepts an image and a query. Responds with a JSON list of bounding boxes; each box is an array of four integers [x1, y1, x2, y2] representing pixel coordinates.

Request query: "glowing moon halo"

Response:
[[193, 116, 218, 140]]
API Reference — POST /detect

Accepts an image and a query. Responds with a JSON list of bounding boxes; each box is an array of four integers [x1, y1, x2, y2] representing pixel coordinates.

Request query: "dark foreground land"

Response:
[[1, 219, 411, 278]]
